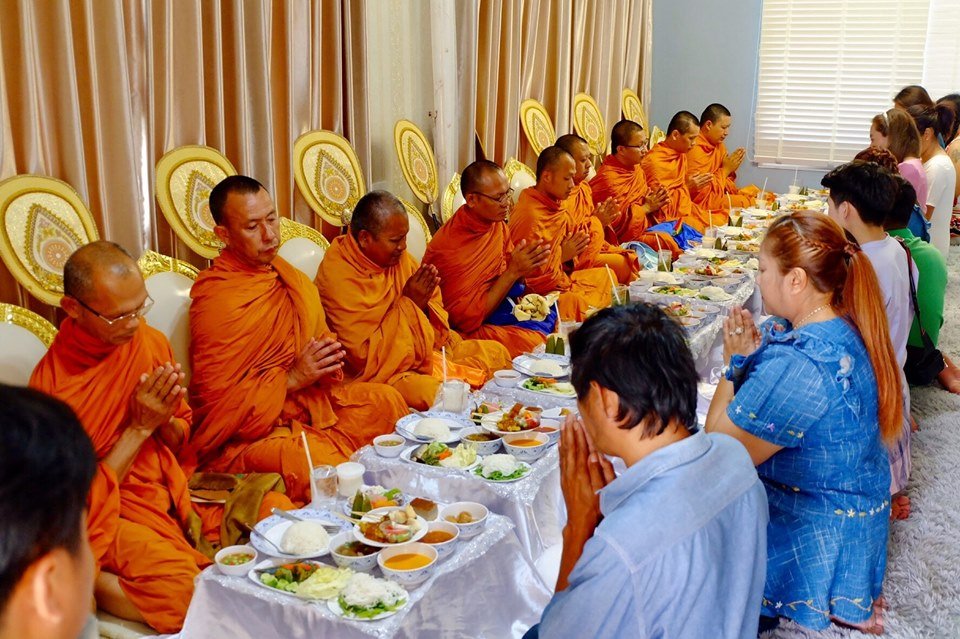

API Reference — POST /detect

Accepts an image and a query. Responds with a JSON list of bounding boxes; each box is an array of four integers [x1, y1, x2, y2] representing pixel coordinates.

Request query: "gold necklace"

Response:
[[793, 304, 829, 330]]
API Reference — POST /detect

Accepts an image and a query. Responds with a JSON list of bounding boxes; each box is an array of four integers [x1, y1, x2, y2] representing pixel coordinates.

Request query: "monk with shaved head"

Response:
[[509, 147, 613, 320], [187, 176, 407, 501], [316, 190, 511, 408], [31, 241, 214, 632], [642, 110, 728, 231], [422, 160, 554, 357], [686, 104, 762, 210]]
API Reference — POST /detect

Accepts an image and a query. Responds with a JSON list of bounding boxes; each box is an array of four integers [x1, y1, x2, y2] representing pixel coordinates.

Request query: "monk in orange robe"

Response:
[[186, 176, 407, 503], [589, 119, 681, 255], [686, 103, 762, 210], [555, 134, 640, 284], [422, 160, 553, 357], [30, 241, 214, 633], [508, 147, 616, 320], [316, 191, 512, 409], [642, 110, 729, 232]]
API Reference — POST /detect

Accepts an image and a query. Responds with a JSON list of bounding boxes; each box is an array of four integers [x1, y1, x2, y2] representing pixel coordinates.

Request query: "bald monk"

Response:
[[588, 120, 680, 255], [509, 147, 615, 320], [30, 241, 213, 633], [554, 134, 640, 284], [422, 160, 554, 357], [642, 110, 728, 231], [187, 176, 407, 503], [316, 191, 512, 410], [686, 103, 762, 210]]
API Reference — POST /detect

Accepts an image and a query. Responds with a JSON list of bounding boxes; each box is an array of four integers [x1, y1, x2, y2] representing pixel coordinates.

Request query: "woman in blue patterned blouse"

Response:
[[706, 210, 902, 634]]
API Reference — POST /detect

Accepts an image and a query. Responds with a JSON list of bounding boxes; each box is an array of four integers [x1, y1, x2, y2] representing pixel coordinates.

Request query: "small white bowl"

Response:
[[502, 431, 550, 462], [215, 544, 258, 577], [377, 542, 438, 586], [438, 502, 488, 539], [328, 531, 380, 572], [421, 521, 460, 561], [373, 434, 406, 457], [533, 419, 561, 446], [493, 369, 521, 388], [458, 426, 502, 455]]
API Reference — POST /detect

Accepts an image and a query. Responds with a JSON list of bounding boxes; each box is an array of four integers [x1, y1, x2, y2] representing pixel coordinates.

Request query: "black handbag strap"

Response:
[[893, 236, 936, 350]]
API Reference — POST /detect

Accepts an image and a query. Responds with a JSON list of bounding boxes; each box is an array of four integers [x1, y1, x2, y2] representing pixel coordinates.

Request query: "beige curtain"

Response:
[[475, 0, 652, 167]]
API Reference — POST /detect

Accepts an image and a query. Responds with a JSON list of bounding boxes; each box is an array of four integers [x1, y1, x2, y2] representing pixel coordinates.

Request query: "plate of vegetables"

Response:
[[249, 560, 353, 601], [520, 377, 576, 398], [344, 486, 405, 518], [400, 441, 480, 471]]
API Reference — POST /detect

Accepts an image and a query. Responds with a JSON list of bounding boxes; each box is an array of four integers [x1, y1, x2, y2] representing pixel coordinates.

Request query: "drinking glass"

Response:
[[336, 462, 365, 498], [310, 464, 337, 510]]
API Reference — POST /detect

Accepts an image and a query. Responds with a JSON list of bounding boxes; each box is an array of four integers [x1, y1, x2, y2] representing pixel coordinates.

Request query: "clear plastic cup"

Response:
[[440, 380, 469, 413], [336, 462, 365, 498], [310, 464, 337, 509]]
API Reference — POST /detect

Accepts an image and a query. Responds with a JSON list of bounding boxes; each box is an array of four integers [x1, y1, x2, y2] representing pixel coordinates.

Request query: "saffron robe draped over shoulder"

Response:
[[563, 180, 640, 284], [589, 155, 683, 256], [187, 250, 405, 502], [686, 133, 760, 210], [30, 320, 210, 634], [316, 234, 511, 409], [508, 187, 612, 321], [422, 205, 547, 357], [642, 142, 729, 232]]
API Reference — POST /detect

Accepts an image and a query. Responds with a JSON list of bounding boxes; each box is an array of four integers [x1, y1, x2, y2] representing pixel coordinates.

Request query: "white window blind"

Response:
[[922, 0, 960, 99], [754, 0, 931, 168]]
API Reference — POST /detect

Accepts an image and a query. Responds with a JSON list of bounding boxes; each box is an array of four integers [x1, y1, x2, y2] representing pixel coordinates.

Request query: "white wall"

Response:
[[649, 0, 826, 193]]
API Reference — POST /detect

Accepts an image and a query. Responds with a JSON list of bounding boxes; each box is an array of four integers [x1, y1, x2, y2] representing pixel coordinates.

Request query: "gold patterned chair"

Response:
[[621, 88, 648, 130], [572, 92, 607, 160], [293, 130, 365, 227], [0, 302, 57, 385], [137, 250, 199, 384], [394, 120, 440, 223], [155, 145, 237, 260], [519, 98, 557, 156], [0, 175, 100, 305], [504, 158, 536, 204], [399, 199, 432, 262], [650, 126, 667, 148], [277, 217, 330, 279], [440, 173, 465, 224]]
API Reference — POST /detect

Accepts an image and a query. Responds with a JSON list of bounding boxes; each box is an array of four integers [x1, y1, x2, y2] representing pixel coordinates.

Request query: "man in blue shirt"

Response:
[[525, 304, 768, 638]]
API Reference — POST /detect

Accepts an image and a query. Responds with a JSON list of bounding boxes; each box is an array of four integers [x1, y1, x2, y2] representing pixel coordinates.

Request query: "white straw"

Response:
[[605, 265, 620, 304], [300, 431, 316, 504], [727, 193, 733, 213], [441, 346, 448, 383], [793, 167, 799, 186], [759, 177, 768, 207]]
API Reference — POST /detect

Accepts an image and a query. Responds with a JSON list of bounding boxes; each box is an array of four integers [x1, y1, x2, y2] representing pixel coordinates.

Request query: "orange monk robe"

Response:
[[589, 155, 683, 256], [187, 251, 407, 503], [642, 142, 729, 232], [686, 133, 760, 209], [30, 320, 212, 634], [563, 180, 640, 285], [508, 187, 613, 321], [316, 234, 512, 410], [422, 205, 546, 358]]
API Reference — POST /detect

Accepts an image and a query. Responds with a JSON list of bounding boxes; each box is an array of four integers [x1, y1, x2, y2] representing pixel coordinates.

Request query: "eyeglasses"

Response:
[[469, 189, 514, 205], [621, 142, 649, 151], [74, 295, 154, 327]]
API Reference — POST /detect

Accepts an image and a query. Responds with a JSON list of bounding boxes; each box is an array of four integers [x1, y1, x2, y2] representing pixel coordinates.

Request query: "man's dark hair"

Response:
[[886, 174, 918, 230], [611, 119, 643, 155], [461, 160, 503, 196], [350, 190, 404, 238], [699, 103, 731, 127], [570, 304, 698, 437], [0, 385, 97, 611], [667, 110, 699, 135], [554, 133, 589, 157], [209, 175, 266, 225], [536, 146, 573, 182], [821, 160, 897, 227]]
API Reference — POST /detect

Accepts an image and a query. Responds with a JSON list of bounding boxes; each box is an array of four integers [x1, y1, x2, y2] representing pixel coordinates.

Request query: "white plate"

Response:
[[399, 444, 481, 472], [479, 410, 545, 437], [520, 378, 577, 398], [327, 596, 407, 621], [512, 353, 570, 378], [395, 411, 471, 444], [250, 509, 347, 559], [247, 559, 336, 601], [472, 462, 533, 483], [353, 508, 430, 548], [541, 406, 573, 420], [342, 486, 406, 517]]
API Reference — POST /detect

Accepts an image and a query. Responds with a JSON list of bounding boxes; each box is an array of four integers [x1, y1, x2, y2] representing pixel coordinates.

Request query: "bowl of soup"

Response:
[[377, 542, 438, 586], [533, 418, 561, 446], [373, 434, 406, 458], [329, 531, 380, 572], [215, 544, 258, 576], [502, 431, 550, 462], [438, 501, 488, 539], [420, 520, 460, 561], [459, 426, 502, 455]]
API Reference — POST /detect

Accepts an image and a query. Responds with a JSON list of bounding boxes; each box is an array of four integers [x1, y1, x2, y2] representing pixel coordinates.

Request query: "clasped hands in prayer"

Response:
[[722, 306, 762, 366], [508, 239, 551, 276], [722, 147, 747, 177], [402, 263, 442, 309], [560, 413, 616, 542], [643, 184, 670, 214], [287, 337, 346, 392], [129, 363, 186, 447]]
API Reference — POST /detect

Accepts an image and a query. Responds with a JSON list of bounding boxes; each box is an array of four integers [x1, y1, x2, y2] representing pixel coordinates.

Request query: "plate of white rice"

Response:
[[250, 508, 348, 559]]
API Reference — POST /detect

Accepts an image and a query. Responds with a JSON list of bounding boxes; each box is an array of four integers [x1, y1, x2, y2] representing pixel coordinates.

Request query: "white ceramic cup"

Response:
[[336, 461, 365, 498]]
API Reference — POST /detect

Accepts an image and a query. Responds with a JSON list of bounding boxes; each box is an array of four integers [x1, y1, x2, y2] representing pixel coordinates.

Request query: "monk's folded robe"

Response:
[[422, 204, 551, 357], [642, 142, 728, 232], [187, 250, 406, 503], [563, 180, 640, 284], [316, 233, 511, 409], [686, 133, 760, 209]]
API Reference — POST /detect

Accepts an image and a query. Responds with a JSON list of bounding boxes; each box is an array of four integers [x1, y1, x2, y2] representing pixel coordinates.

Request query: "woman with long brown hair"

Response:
[[706, 211, 899, 634], [908, 103, 957, 257], [870, 109, 928, 215]]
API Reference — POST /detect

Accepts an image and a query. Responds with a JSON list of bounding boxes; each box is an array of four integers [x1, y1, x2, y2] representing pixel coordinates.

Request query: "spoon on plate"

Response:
[[240, 521, 286, 556], [269, 508, 341, 535]]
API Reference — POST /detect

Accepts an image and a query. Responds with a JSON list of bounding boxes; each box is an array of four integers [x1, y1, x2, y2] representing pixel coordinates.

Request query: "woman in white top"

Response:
[[908, 104, 957, 257], [938, 94, 960, 235]]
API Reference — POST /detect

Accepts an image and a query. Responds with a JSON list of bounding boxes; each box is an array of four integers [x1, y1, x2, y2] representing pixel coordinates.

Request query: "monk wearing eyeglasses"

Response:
[[316, 190, 512, 410], [422, 160, 554, 357], [686, 103, 763, 210]]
